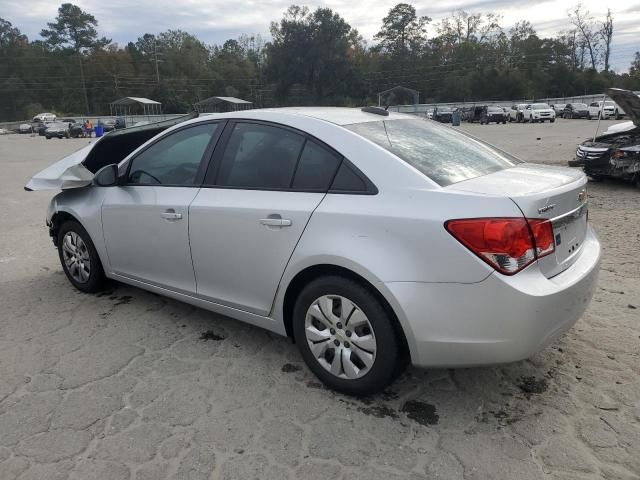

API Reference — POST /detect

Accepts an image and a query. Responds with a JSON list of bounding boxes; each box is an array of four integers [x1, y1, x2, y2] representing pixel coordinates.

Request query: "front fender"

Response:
[[47, 187, 110, 273]]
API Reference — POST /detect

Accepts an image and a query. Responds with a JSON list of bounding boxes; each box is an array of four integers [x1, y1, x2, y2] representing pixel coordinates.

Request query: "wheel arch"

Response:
[[49, 208, 108, 273], [279, 262, 413, 363]]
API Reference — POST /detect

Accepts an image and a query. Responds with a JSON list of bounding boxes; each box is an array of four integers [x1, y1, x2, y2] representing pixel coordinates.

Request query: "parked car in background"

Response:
[[510, 104, 530, 123], [27, 107, 600, 395], [480, 106, 507, 124], [528, 103, 555, 123], [33, 113, 56, 123], [573, 89, 640, 186], [115, 117, 127, 129], [433, 106, 453, 123], [463, 106, 484, 123], [19, 123, 32, 133], [552, 104, 565, 115], [60, 118, 84, 138], [502, 107, 511, 122], [100, 119, 117, 132], [562, 103, 590, 119], [36, 121, 53, 136], [588, 101, 616, 120], [45, 122, 71, 139]]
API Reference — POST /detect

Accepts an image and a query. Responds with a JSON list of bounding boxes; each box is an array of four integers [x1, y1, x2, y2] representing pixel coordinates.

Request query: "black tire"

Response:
[[292, 275, 402, 396], [57, 220, 106, 293], [550, 118, 555, 123], [46, 136, 51, 140]]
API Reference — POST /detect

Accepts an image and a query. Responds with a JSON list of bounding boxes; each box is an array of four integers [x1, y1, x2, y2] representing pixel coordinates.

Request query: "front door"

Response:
[[189, 121, 342, 315], [102, 122, 221, 293]]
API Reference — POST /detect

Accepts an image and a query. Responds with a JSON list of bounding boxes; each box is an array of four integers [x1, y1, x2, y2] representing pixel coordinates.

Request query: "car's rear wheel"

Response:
[[57, 220, 106, 293], [292, 276, 401, 395]]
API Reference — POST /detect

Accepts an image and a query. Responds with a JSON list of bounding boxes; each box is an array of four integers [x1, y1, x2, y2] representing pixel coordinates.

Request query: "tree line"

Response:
[[0, 2, 639, 121]]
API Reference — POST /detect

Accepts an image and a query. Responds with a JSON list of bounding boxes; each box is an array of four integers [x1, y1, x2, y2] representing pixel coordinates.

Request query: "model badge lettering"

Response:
[[538, 204, 555, 214]]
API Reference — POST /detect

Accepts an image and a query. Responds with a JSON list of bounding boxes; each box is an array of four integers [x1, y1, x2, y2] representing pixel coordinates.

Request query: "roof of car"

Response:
[[211, 107, 415, 126]]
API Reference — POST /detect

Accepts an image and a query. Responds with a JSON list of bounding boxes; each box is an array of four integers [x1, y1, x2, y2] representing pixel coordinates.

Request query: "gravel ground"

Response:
[[0, 119, 638, 480]]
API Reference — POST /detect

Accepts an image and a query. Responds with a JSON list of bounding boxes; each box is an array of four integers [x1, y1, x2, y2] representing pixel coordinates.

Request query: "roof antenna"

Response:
[[384, 104, 389, 111], [593, 93, 606, 142]]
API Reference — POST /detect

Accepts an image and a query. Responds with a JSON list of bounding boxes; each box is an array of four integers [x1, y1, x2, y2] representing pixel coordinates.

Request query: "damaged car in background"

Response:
[[572, 89, 640, 186]]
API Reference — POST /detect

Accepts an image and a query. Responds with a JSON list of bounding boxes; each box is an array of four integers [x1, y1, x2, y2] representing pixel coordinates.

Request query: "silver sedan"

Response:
[[27, 107, 601, 395]]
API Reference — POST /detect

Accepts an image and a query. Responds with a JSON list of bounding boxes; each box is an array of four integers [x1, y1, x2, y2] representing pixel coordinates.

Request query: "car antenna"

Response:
[[384, 105, 389, 111], [593, 93, 606, 142]]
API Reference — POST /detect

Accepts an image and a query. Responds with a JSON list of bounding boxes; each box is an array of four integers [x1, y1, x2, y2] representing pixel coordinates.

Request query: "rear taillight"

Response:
[[445, 217, 555, 275]]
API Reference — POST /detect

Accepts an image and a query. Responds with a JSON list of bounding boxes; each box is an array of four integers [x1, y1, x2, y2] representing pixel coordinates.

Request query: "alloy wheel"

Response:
[[61, 231, 91, 283], [304, 295, 377, 379]]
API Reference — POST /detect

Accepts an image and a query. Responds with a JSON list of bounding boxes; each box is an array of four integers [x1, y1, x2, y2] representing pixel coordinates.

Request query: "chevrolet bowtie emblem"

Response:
[[577, 189, 587, 203]]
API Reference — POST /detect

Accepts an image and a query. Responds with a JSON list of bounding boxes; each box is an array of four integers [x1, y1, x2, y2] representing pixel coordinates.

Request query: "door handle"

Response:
[[260, 216, 292, 227], [161, 209, 182, 221]]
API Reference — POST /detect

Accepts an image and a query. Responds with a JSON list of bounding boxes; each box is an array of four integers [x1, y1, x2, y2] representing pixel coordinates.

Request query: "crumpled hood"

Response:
[[607, 88, 640, 126], [24, 142, 98, 191]]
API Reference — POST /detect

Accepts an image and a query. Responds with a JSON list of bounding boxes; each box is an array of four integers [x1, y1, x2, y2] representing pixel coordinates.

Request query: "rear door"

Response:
[[189, 121, 342, 315], [101, 121, 222, 293]]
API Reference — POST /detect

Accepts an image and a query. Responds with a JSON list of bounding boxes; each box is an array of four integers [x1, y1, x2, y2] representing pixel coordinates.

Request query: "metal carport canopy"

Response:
[[109, 97, 163, 116]]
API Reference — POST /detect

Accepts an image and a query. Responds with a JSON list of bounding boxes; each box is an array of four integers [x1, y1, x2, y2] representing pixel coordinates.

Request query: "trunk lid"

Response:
[[25, 113, 198, 191], [449, 164, 588, 278], [607, 88, 640, 126]]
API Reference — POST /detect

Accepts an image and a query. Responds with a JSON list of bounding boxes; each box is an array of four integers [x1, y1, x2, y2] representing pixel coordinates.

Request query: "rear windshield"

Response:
[[345, 119, 518, 186]]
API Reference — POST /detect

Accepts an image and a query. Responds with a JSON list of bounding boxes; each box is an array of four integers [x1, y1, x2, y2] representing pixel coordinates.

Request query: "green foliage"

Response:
[[0, 3, 639, 121], [40, 3, 110, 53]]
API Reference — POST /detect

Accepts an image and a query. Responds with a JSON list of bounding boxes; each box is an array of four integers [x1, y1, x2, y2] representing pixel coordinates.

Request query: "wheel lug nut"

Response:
[[330, 328, 336, 335], [345, 330, 352, 337], [344, 341, 350, 348], [336, 322, 343, 329], [334, 339, 340, 347]]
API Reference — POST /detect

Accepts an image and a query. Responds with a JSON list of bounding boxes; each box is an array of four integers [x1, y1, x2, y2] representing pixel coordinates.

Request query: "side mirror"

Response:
[[94, 164, 119, 187]]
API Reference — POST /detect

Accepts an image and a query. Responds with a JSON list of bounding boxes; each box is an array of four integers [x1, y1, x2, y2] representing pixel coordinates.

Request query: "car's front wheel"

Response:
[[292, 276, 402, 395], [57, 220, 106, 293]]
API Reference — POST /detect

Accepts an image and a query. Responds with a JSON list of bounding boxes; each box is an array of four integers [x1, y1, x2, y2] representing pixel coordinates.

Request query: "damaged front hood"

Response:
[[25, 142, 99, 191], [607, 88, 640, 126], [25, 113, 199, 191]]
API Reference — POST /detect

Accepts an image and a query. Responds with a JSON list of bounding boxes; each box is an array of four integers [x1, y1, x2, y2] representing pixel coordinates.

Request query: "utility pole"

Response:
[[79, 55, 90, 115], [154, 39, 160, 84]]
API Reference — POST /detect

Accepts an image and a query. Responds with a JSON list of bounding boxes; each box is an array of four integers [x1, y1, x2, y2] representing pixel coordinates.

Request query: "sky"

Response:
[[2, 0, 639, 71]]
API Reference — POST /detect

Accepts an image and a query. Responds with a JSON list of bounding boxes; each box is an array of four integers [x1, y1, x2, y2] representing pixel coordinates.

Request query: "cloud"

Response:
[[1, 0, 637, 69]]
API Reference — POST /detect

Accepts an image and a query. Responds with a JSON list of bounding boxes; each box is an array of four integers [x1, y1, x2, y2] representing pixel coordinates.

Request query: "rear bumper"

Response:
[[387, 225, 600, 368]]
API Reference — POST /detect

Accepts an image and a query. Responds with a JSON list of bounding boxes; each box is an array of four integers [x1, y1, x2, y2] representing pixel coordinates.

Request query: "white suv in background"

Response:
[[509, 104, 530, 123], [528, 103, 556, 123], [588, 101, 616, 120]]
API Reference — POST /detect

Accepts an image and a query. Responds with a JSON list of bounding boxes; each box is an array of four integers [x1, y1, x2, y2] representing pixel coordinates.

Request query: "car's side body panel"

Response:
[[102, 186, 200, 294], [189, 188, 325, 316]]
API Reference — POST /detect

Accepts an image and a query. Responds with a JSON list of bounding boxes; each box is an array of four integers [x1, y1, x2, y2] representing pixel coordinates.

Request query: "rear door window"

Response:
[[214, 122, 305, 189], [346, 119, 518, 186], [291, 140, 342, 191]]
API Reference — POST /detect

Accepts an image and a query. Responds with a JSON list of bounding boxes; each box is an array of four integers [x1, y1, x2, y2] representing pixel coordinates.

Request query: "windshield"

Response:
[[604, 101, 615, 107], [532, 103, 550, 109], [488, 107, 502, 113], [438, 107, 452, 113], [49, 122, 66, 128], [573, 104, 587, 109], [345, 119, 518, 186]]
